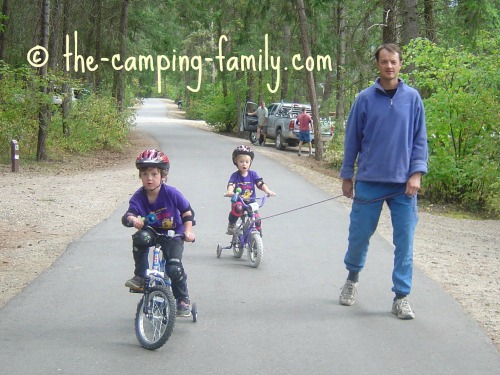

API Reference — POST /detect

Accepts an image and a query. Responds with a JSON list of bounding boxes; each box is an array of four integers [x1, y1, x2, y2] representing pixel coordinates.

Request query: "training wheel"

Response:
[[216, 244, 222, 258], [191, 302, 198, 322]]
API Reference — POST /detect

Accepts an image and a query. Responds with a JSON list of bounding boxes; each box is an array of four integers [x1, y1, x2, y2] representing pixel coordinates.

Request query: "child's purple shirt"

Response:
[[228, 170, 262, 201], [126, 184, 191, 235]]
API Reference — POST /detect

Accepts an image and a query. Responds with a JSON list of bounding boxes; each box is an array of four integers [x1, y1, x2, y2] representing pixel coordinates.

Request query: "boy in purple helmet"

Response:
[[122, 148, 195, 317], [224, 145, 276, 235]]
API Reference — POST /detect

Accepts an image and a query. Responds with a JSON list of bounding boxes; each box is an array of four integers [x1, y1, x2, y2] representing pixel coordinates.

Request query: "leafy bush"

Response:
[[323, 123, 345, 170], [0, 63, 134, 163], [0, 65, 42, 163], [403, 37, 499, 215], [49, 95, 134, 155], [186, 83, 238, 133]]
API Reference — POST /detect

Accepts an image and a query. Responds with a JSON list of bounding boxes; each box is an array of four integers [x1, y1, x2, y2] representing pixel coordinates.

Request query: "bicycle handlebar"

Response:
[[141, 225, 185, 240], [129, 214, 194, 242], [227, 191, 268, 210]]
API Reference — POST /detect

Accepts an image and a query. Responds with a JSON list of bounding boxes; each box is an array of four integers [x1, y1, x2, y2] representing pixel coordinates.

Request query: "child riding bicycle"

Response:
[[121, 148, 195, 317], [224, 145, 276, 235]]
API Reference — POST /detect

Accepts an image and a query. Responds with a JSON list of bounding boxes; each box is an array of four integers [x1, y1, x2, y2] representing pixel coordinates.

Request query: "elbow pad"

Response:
[[181, 205, 196, 226]]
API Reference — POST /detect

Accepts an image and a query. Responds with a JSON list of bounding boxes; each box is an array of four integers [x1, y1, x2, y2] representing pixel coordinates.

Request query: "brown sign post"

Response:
[[11, 139, 19, 172]]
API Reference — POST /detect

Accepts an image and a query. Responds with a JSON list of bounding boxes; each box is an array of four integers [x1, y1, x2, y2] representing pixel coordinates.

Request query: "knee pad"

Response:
[[166, 258, 184, 282], [132, 229, 155, 247], [254, 213, 262, 230]]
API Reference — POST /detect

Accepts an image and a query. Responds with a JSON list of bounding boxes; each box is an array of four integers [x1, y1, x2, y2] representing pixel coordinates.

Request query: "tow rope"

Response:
[[261, 191, 406, 221]]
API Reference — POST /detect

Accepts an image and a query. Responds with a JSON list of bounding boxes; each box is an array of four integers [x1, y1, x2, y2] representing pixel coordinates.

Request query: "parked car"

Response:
[[51, 87, 91, 107], [51, 94, 63, 105], [73, 88, 90, 99], [52, 87, 75, 106], [241, 101, 333, 150]]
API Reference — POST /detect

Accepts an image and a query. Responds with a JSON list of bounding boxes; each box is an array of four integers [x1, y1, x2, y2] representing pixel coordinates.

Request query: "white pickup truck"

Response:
[[241, 101, 333, 150]]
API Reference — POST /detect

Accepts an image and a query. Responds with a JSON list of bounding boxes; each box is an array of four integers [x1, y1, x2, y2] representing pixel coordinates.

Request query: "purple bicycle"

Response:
[[217, 189, 268, 268]]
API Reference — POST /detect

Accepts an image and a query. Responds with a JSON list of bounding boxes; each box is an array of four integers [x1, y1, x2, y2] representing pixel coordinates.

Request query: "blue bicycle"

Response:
[[129, 220, 197, 350], [217, 190, 268, 268]]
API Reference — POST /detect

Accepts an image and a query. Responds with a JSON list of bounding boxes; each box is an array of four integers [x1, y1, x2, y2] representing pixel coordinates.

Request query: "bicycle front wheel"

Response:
[[232, 234, 245, 258], [135, 286, 176, 350], [248, 232, 264, 268]]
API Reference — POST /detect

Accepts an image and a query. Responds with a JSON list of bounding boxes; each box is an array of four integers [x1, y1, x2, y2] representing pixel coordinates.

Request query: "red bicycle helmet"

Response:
[[136, 149, 170, 170], [232, 145, 254, 165]]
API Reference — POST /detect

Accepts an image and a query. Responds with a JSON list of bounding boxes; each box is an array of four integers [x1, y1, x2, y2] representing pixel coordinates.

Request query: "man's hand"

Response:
[[342, 179, 354, 198], [406, 173, 422, 196]]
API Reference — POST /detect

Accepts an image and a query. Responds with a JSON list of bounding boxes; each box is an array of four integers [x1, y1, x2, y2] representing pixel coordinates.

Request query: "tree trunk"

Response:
[[322, 2, 335, 107], [184, 59, 191, 108], [257, 71, 263, 103], [236, 70, 244, 134], [61, 0, 70, 136], [321, 71, 332, 104], [0, 0, 10, 63], [401, 0, 418, 77], [113, 0, 129, 112], [401, 0, 418, 46], [217, 20, 228, 100], [93, 0, 103, 91], [280, 24, 291, 100], [37, 0, 51, 161], [335, 0, 346, 129], [295, 0, 323, 159], [382, 0, 399, 44], [423, 0, 437, 43], [48, 0, 61, 71]]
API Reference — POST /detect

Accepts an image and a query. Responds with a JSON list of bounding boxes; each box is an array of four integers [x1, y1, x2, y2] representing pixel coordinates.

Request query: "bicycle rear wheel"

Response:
[[248, 232, 264, 268], [135, 285, 176, 350]]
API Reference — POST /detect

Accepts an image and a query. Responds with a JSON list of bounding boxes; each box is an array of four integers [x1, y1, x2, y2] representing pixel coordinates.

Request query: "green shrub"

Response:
[[186, 83, 237, 133], [0, 63, 134, 163], [0, 65, 41, 163], [324, 126, 344, 170], [403, 37, 499, 215], [50, 95, 134, 155]]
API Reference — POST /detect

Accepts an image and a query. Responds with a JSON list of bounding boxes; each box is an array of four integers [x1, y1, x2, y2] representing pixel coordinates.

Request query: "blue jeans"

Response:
[[344, 181, 418, 296]]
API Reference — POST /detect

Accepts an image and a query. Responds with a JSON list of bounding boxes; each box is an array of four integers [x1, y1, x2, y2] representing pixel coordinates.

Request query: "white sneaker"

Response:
[[392, 297, 415, 319], [339, 280, 358, 306], [226, 223, 236, 235]]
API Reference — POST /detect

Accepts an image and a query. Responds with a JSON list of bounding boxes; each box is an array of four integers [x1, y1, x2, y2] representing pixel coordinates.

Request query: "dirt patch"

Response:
[[0, 130, 159, 305]]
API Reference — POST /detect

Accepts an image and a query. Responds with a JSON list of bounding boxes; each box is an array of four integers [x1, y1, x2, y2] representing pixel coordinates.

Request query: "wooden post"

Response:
[[11, 139, 19, 172]]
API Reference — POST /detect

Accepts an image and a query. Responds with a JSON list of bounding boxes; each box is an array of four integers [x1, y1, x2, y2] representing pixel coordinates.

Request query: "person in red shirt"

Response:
[[296, 106, 313, 156]]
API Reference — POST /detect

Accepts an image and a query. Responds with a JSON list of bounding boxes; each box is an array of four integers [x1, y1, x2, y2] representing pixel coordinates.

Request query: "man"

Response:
[[338, 43, 428, 320], [249, 101, 268, 146], [296, 106, 313, 156]]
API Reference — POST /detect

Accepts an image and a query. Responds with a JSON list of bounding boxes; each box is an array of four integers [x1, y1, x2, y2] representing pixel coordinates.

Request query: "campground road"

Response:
[[0, 98, 498, 374]]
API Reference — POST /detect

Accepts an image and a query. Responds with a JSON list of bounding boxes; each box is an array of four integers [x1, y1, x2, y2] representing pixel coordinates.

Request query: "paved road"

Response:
[[1, 98, 498, 374]]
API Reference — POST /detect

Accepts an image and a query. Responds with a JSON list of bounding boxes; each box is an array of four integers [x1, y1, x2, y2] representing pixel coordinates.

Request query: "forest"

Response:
[[0, 0, 498, 215]]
